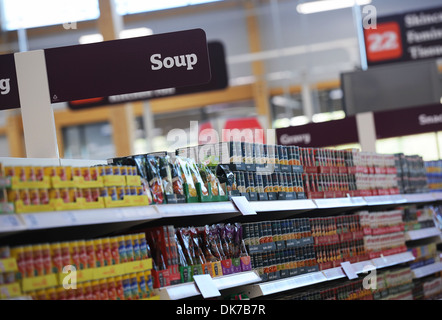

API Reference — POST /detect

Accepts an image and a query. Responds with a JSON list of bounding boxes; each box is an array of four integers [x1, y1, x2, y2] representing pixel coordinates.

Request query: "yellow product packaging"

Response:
[[45, 286, 57, 300]]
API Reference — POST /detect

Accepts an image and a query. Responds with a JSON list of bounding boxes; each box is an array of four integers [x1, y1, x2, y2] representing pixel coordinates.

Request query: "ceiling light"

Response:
[[79, 33, 103, 44], [78, 28, 153, 44], [119, 27, 153, 39], [296, 0, 372, 14]]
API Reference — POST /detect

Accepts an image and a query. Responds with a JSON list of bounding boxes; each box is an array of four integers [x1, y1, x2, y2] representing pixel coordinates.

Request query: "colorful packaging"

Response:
[[122, 275, 132, 300], [130, 273, 139, 300], [115, 276, 125, 300], [138, 233, 149, 260], [132, 234, 141, 261], [83, 281, 94, 300], [107, 277, 117, 300], [85, 240, 96, 269], [117, 236, 127, 263], [41, 243, 52, 275], [94, 238, 105, 267], [136, 272, 148, 299], [69, 241, 80, 270], [110, 236, 120, 265], [77, 240, 87, 270], [50, 243, 63, 274], [125, 235, 135, 262], [60, 242, 71, 271], [102, 237, 113, 266]]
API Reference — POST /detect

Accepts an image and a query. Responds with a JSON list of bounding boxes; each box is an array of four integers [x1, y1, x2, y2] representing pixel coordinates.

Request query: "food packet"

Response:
[[187, 159, 208, 196], [171, 158, 185, 196], [209, 225, 226, 260], [174, 233, 188, 267], [198, 226, 219, 263], [198, 163, 225, 196], [225, 223, 236, 258], [177, 228, 197, 266], [234, 223, 249, 257], [132, 155, 154, 204], [190, 227, 207, 265], [158, 156, 173, 196], [217, 224, 231, 259], [176, 157, 197, 197], [145, 156, 165, 204]]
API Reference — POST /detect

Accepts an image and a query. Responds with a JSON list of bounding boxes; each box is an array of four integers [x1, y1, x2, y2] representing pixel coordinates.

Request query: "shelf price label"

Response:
[[231, 196, 256, 215], [341, 261, 358, 280], [193, 274, 221, 299]]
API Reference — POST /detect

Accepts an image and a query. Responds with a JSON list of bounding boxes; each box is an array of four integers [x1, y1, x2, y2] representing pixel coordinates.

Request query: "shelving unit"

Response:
[[1, 186, 441, 300], [2, 192, 442, 235], [245, 251, 415, 299]]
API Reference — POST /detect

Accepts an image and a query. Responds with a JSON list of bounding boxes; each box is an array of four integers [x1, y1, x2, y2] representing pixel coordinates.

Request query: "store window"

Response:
[[1, 0, 99, 30], [376, 132, 440, 161], [0, 135, 9, 157], [62, 122, 115, 160], [135, 100, 258, 153]]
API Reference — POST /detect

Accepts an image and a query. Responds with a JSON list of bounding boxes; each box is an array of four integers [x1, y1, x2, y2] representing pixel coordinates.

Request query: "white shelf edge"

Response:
[[0, 214, 27, 233], [246, 252, 415, 299], [1, 192, 440, 234], [371, 252, 415, 269], [13, 206, 161, 231], [412, 262, 442, 279], [155, 270, 261, 300], [313, 197, 367, 209], [405, 227, 442, 241], [251, 199, 317, 212], [248, 271, 328, 298], [363, 194, 407, 206]]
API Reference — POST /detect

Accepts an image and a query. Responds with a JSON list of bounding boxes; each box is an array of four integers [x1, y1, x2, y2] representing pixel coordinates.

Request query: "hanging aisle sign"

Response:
[[67, 41, 228, 110], [0, 54, 21, 111], [44, 28, 211, 103], [364, 6, 442, 66]]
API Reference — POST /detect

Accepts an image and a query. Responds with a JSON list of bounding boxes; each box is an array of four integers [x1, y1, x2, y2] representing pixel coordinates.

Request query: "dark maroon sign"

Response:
[[374, 103, 442, 139], [67, 41, 227, 110], [44, 28, 211, 103], [276, 116, 358, 148], [0, 53, 20, 111], [364, 6, 442, 66]]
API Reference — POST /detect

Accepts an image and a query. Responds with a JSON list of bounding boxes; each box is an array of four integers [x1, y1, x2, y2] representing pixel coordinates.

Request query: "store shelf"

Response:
[[0, 215, 26, 234], [1, 191, 441, 235], [154, 201, 239, 218], [251, 199, 317, 213], [412, 262, 442, 279], [402, 193, 436, 204], [245, 252, 415, 299], [313, 197, 367, 209], [154, 270, 261, 300], [363, 194, 407, 206], [248, 271, 328, 298], [15, 206, 160, 231], [405, 227, 442, 241], [370, 251, 415, 269]]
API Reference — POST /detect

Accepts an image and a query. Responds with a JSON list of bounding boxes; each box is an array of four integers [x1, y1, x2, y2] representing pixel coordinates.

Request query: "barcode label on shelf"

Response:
[[341, 261, 358, 280], [231, 196, 256, 215]]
